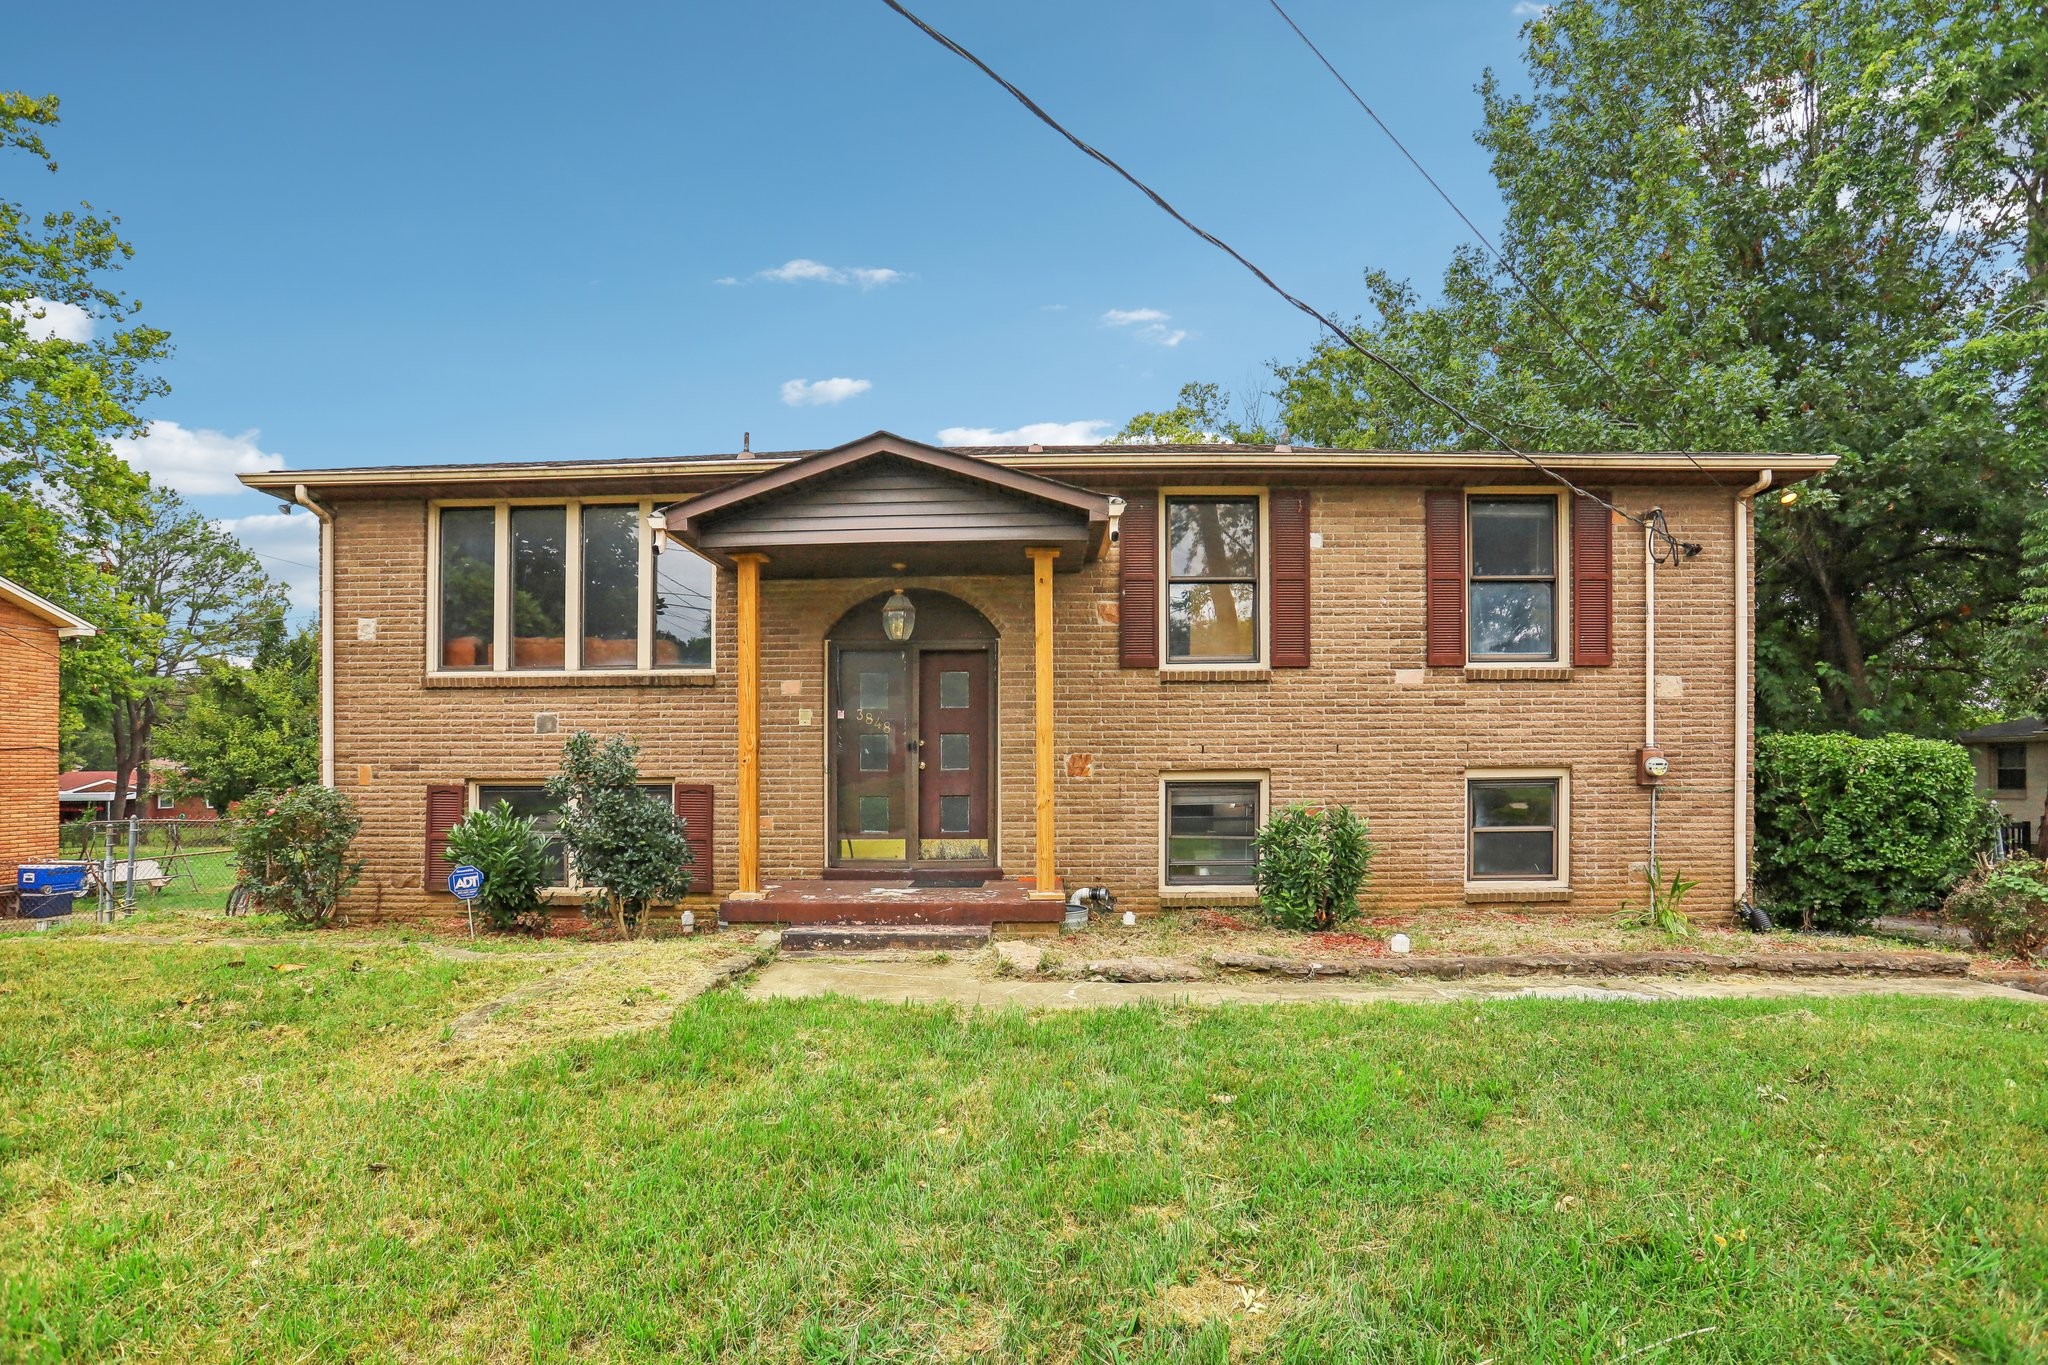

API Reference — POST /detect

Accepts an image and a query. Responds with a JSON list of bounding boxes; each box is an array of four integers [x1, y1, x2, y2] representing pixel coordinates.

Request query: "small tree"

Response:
[[1253, 803, 1374, 932], [546, 732, 692, 938], [443, 801, 551, 934], [228, 785, 363, 927]]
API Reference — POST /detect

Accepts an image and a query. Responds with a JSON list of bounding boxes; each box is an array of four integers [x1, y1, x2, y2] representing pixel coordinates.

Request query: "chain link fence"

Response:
[[46, 817, 243, 921]]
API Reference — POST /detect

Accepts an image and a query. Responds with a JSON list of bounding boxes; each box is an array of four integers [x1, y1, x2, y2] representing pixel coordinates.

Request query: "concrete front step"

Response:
[[780, 924, 992, 955]]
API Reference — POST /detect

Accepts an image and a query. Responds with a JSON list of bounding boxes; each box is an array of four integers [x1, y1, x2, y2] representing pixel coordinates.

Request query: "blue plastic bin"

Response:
[[16, 863, 87, 919]]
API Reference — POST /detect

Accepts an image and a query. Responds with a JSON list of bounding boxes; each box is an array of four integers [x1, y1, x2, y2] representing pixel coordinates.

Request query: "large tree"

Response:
[[2, 92, 174, 755], [155, 618, 319, 810], [1146, 0, 2046, 734], [70, 487, 286, 817]]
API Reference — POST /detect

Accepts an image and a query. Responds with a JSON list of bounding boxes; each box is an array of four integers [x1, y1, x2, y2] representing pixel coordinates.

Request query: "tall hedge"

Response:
[[1753, 732, 1995, 928]]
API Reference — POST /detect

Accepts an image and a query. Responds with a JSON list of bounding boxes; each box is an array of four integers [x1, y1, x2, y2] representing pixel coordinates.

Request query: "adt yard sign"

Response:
[[448, 865, 485, 901]]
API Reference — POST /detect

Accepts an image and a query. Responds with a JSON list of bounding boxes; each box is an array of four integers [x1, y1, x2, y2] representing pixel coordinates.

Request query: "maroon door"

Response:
[[916, 650, 991, 862]]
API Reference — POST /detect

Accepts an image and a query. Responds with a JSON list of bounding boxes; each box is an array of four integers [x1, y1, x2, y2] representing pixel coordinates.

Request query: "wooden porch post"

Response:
[[1027, 547, 1062, 899], [732, 552, 767, 899]]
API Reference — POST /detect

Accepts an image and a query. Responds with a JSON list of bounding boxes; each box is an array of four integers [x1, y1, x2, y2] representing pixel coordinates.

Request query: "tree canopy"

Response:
[[1125, 0, 2047, 735]]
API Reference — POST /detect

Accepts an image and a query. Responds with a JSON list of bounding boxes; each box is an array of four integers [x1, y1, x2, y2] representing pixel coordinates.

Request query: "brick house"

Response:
[[242, 432, 1831, 928], [0, 575, 97, 888], [58, 769, 219, 825], [1959, 718, 2045, 855]]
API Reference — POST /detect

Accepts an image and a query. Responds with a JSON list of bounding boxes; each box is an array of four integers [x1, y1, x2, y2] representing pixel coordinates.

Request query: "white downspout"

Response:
[[293, 483, 336, 788], [1733, 470, 1773, 906], [1643, 521, 1657, 750]]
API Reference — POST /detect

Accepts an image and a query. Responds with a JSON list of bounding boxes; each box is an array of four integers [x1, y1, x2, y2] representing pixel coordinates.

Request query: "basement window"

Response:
[[1467, 775, 1566, 884]]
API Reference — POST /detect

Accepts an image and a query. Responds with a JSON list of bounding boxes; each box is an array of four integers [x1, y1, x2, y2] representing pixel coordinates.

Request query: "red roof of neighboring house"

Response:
[[59, 771, 122, 798]]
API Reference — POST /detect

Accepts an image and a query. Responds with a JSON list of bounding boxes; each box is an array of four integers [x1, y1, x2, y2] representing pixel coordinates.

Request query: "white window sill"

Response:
[[1463, 883, 1572, 903], [1159, 885, 1260, 906]]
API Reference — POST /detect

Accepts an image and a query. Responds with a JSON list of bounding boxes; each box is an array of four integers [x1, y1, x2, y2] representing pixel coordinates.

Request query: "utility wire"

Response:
[[1262, 0, 1729, 491], [876, 0, 1697, 557]]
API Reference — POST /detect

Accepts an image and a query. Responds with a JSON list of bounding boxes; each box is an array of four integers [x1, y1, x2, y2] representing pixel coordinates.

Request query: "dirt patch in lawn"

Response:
[[412, 938, 763, 1068], [1045, 907, 1977, 975]]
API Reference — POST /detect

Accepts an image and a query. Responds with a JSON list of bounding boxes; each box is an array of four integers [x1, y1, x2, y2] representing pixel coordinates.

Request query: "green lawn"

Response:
[[1, 932, 2043, 1362]]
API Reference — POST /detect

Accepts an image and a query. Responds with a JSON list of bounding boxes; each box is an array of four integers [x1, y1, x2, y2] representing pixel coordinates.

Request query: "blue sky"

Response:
[[10, 0, 1542, 609]]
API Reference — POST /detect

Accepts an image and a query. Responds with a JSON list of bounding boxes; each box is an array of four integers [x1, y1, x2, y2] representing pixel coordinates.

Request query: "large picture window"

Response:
[[1164, 779, 1263, 885], [1467, 776, 1563, 882], [474, 783, 671, 888], [1468, 495, 1559, 660], [1165, 495, 1260, 663], [434, 501, 714, 673]]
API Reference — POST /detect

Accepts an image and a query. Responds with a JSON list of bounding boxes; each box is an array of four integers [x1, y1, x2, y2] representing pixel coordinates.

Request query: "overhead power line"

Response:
[[875, 0, 1698, 558], [1261, 0, 1727, 492]]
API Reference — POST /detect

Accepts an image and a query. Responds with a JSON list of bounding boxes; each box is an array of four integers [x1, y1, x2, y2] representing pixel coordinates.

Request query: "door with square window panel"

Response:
[[916, 651, 991, 862]]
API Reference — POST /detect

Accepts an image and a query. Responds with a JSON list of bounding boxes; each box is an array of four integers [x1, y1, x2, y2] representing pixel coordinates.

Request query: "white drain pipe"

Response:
[[1733, 470, 1773, 906]]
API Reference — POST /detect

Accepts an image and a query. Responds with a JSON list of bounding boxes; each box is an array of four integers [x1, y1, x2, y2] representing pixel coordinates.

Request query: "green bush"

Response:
[[1943, 857, 2048, 960], [227, 785, 364, 926], [1253, 803, 1374, 931], [443, 800, 552, 933], [1754, 732, 1996, 929], [547, 731, 693, 938]]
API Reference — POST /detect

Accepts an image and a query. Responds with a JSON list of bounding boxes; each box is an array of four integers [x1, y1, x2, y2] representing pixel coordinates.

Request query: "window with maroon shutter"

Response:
[[1571, 491, 1614, 666], [423, 783, 466, 892], [1269, 489, 1310, 667], [1118, 493, 1159, 668], [673, 783, 715, 892], [1423, 491, 1466, 666]]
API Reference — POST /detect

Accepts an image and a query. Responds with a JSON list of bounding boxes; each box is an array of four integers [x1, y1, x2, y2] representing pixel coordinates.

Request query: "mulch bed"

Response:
[[1208, 949, 1975, 980]]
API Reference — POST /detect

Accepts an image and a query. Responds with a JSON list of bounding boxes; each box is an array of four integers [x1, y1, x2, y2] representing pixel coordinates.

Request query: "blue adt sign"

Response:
[[448, 864, 485, 901]]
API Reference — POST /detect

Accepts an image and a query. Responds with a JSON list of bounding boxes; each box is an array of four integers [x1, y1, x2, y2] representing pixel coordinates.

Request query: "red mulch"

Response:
[[1194, 910, 1256, 932], [1309, 931, 1386, 954]]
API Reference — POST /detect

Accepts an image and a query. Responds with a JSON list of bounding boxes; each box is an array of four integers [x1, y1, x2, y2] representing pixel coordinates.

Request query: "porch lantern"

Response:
[[881, 589, 916, 642]]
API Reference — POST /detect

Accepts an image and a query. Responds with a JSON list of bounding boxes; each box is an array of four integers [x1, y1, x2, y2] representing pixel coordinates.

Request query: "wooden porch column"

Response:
[[732, 552, 767, 899], [1027, 547, 1062, 899]]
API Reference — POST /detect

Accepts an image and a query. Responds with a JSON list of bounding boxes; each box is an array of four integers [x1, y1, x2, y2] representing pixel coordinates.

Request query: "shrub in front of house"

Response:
[[1943, 857, 2048, 960], [1754, 732, 1996, 929], [1253, 802, 1374, 932], [547, 731, 693, 939], [228, 785, 365, 926], [444, 800, 552, 933]]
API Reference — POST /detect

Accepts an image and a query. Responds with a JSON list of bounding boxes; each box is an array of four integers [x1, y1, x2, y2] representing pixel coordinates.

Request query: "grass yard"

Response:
[[1, 931, 2043, 1362]]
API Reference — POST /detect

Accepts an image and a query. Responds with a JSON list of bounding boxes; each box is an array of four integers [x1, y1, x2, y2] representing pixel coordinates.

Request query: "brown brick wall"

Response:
[[327, 482, 1749, 921], [0, 598, 64, 884]]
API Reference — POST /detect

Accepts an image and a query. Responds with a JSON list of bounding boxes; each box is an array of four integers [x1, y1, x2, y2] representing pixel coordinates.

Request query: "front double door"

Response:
[[832, 647, 992, 867]]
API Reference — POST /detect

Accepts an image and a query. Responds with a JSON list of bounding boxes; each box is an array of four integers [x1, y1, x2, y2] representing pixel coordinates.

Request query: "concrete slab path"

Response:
[[747, 958, 2046, 1009]]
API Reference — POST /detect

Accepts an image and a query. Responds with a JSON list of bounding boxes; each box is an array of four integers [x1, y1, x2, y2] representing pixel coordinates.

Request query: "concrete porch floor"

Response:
[[720, 878, 1064, 927]]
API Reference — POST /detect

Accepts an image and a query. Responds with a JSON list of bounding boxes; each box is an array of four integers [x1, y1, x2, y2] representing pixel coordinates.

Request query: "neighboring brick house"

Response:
[[1959, 718, 2045, 855], [242, 431, 1832, 928], [0, 576, 96, 888], [57, 769, 219, 824]]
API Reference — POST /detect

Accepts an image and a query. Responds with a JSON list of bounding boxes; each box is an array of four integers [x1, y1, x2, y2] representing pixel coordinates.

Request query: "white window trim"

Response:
[[1463, 767, 1571, 891], [426, 497, 715, 679], [1464, 487, 1571, 670], [1158, 770, 1269, 891], [1157, 487, 1271, 673], [155, 793, 176, 810]]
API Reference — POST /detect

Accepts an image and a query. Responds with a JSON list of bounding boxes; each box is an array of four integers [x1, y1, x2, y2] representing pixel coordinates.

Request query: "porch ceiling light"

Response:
[[882, 589, 917, 642]]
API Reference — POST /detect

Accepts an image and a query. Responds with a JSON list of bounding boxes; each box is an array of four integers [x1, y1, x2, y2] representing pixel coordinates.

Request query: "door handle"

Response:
[[918, 761, 927, 770]]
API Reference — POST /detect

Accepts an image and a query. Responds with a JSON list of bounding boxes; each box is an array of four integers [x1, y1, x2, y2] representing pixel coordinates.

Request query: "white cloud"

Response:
[[935, 420, 1113, 447], [213, 510, 321, 613], [779, 376, 872, 407], [1511, 2, 1552, 15], [5, 296, 93, 343], [1100, 307, 1189, 347], [738, 259, 907, 289], [110, 421, 286, 496]]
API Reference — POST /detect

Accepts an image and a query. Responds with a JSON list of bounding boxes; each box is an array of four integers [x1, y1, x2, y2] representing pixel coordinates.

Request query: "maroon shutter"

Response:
[[424, 784, 466, 893], [1118, 493, 1160, 669], [1424, 491, 1466, 667], [1269, 489, 1311, 667], [673, 782, 715, 893], [1571, 491, 1614, 666]]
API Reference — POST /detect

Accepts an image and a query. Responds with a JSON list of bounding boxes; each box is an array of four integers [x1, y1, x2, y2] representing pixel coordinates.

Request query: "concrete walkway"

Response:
[[748, 958, 2045, 1009]]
